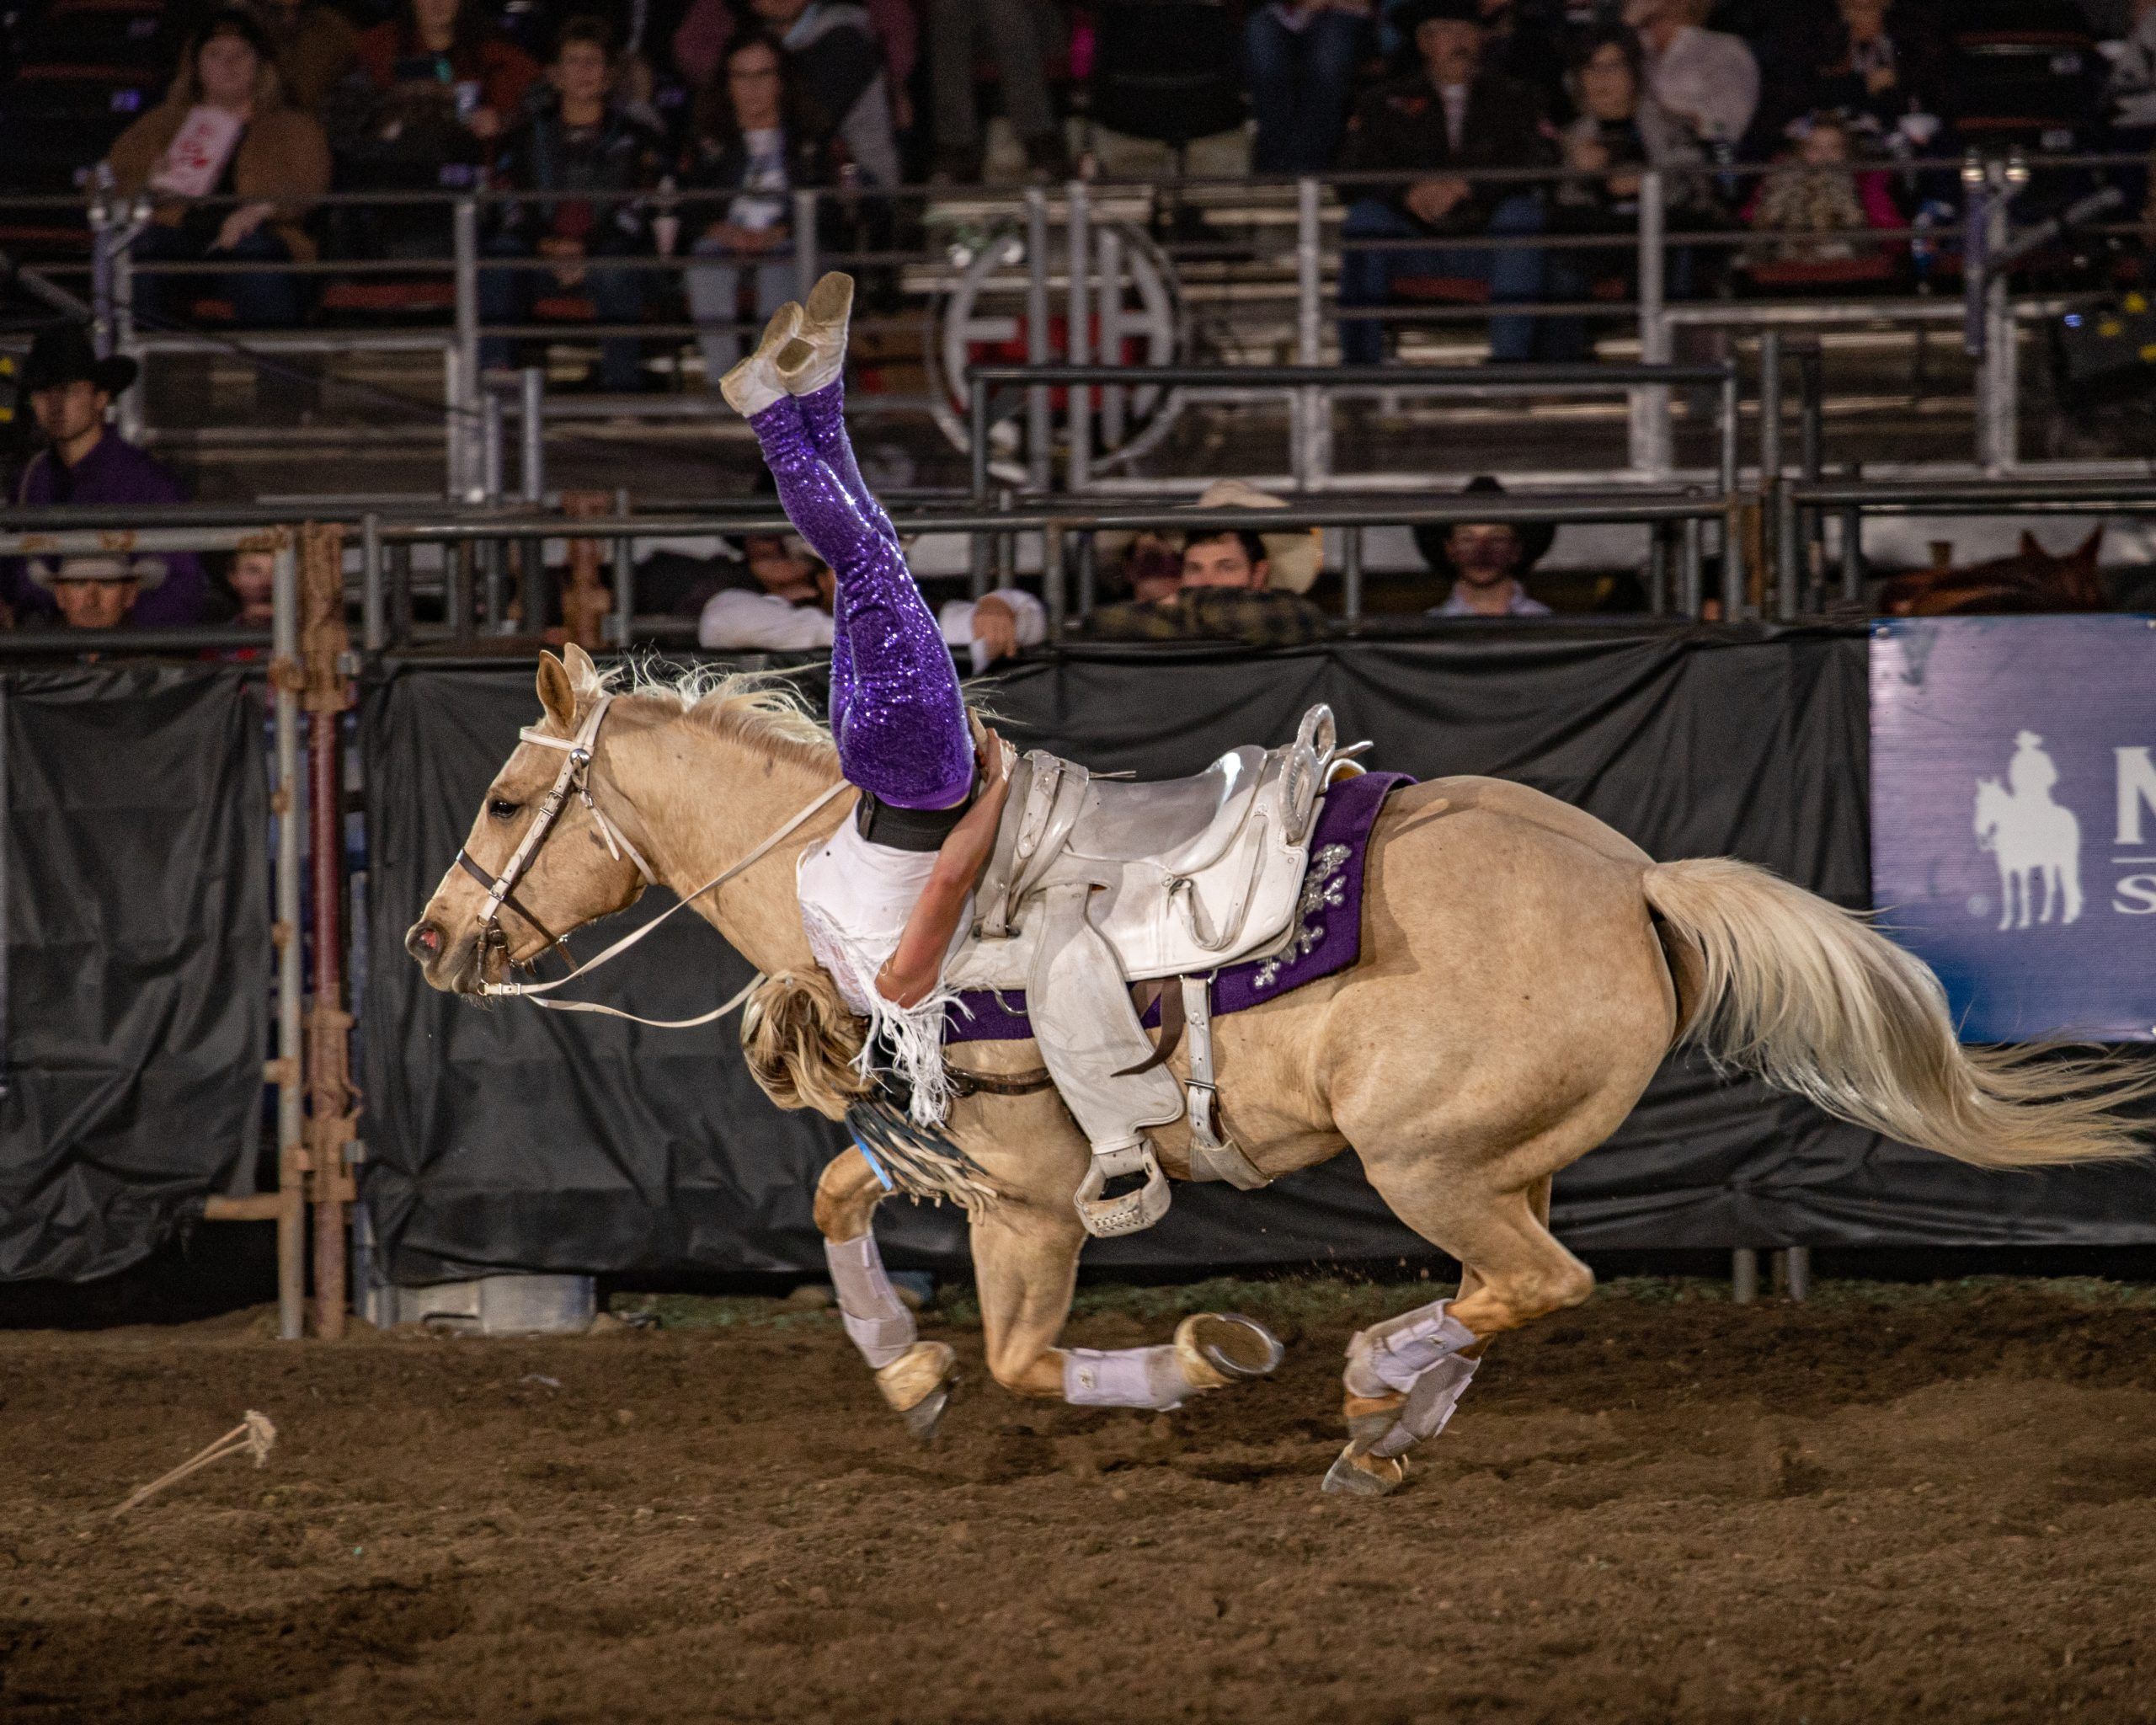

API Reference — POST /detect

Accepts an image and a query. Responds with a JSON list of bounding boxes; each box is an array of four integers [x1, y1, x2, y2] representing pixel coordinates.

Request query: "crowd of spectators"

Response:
[[3, 0, 2151, 376]]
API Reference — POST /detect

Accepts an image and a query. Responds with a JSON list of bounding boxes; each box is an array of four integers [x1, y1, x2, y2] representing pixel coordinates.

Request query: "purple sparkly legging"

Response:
[[746, 382, 973, 810]]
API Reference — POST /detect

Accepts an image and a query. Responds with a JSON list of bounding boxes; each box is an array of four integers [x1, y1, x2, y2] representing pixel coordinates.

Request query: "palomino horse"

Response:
[[407, 648, 2149, 1494]]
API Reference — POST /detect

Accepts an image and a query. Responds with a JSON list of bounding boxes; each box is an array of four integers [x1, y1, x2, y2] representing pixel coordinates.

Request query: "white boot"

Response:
[[718, 301, 803, 418], [776, 270, 854, 397]]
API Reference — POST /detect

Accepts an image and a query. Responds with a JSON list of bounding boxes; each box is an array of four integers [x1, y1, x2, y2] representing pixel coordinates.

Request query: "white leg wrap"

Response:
[[825, 1231, 916, 1370], [1343, 1298, 1477, 1398], [1344, 1298, 1481, 1458], [1061, 1344, 1188, 1409]]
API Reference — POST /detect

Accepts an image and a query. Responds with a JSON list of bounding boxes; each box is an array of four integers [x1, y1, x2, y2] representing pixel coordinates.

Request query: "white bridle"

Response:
[[460, 692, 847, 1030]]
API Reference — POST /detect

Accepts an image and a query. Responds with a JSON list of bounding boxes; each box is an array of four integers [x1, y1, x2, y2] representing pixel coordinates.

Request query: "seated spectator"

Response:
[[1742, 113, 1905, 269], [1753, 0, 1940, 154], [29, 557, 165, 631], [672, 0, 916, 129], [697, 531, 1043, 665], [484, 18, 665, 393], [104, 8, 330, 330], [738, 0, 899, 187], [2111, 0, 2156, 131], [1417, 475, 1553, 616], [251, 0, 359, 114], [683, 29, 831, 386], [328, 0, 540, 253], [1246, 1, 1374, 176], [928, 0, 1064, 180], [1336, 0, 1556, 365], [1543, 26, 1707, 355], [1081, 482, 1331, 645], [3, 326, 207, 628], [217, 545, 278, 626], [1623, 0, 1758, 157]]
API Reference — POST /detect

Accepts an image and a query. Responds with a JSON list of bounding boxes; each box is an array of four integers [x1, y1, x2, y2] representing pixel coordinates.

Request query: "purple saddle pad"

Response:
[[944, 770, 1414, 1044]]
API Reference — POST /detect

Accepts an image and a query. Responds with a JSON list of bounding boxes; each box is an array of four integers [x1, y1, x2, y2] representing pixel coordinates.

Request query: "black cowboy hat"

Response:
[[1412, 475, 1558, 576], [19, 323, 138, 396], [1393, 0, 1488, 33]]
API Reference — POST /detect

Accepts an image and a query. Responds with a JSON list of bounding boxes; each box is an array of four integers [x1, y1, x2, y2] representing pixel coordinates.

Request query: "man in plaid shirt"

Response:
[[1081, 485, 1331, 645]]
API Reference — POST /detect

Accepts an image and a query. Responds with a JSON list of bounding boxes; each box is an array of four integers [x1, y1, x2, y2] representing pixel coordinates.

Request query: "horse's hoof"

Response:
[[1321, 1444, 1406, 1497], [899, 1381, 952, 1445], [1175, 1313, 1285, 1391], [876, 1341, 957, 1445]]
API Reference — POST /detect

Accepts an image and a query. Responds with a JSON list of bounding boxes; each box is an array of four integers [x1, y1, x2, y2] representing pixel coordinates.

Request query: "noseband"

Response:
[[461, 692, 851, 1029], [456, 693, 657, 975]]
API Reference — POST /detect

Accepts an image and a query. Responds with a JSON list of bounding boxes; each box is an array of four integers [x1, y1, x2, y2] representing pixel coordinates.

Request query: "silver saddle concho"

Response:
[[943, 704, 1367, 1238]]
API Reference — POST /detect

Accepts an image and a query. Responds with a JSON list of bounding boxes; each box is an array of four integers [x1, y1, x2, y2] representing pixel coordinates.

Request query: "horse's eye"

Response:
[[488, 798, 520, 820]]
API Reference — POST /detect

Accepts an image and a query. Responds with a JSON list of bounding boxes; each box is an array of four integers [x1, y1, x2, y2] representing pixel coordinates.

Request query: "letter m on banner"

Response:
[[1870, 616, 2156, 1042]]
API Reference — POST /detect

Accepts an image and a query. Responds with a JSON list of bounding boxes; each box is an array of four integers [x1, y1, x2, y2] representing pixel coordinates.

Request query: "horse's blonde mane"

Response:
[[593, 659, 839, 774]]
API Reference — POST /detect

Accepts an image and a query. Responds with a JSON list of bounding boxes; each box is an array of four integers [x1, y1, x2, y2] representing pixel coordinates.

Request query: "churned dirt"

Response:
[[4, 1276, 2156, 1725]]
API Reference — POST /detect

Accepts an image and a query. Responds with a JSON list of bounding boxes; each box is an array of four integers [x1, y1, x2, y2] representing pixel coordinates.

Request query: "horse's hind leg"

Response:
[[1326, 1147, 1593, 1498], [813, 1148, 958, 1441]]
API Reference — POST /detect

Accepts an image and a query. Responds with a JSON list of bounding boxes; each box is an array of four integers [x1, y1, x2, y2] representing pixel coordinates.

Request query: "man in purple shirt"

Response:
[[6, 324, 206, 627]]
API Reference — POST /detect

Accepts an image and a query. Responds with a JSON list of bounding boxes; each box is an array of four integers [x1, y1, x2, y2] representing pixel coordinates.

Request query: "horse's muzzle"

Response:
[[406, 917, 485, 994]]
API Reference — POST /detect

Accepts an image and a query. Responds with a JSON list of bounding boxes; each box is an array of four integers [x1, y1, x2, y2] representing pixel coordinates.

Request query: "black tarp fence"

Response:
[[359, 627, 2156, 1286], [0, 665, 270, 1281]]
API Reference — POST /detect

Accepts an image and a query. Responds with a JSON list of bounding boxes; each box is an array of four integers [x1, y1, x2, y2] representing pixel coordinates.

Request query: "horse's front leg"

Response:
[[813, 1147, 958, 1441], [967, 1107, 1283, 1410]]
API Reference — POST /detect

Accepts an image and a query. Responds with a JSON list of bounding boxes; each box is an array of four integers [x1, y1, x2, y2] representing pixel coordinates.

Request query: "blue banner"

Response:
[[1870, 616, 2156, 1043]]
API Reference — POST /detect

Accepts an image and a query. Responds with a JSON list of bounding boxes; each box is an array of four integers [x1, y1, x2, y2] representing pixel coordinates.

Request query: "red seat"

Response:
[[529, 294, 599, 321], [318, 280, 457, 314], [1742, 254, 1899, 291], [1390, 275, 1489, 303]]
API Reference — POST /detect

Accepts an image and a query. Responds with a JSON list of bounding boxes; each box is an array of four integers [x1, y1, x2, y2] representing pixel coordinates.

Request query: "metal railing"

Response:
[[40, 150, 2142, 496]]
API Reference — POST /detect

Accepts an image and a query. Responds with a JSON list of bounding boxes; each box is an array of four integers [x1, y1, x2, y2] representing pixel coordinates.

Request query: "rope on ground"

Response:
[[108, 1411, 278, 1519]]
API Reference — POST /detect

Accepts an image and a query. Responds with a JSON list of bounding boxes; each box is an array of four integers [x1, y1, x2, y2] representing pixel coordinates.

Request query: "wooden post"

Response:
[[299, 522, 357, 1338]]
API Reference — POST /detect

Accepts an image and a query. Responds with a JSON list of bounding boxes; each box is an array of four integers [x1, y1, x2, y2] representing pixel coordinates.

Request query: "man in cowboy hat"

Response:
[[1418, 474, 1554, 616], [28, 553, 168, 632], [4, 324, 206, 626], [1081, 480, 1330, 646]]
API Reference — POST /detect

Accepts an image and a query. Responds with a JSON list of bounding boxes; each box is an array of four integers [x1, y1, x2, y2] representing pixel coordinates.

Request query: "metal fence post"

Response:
[[1295, 176, 1330, 489], [1840, 501, 1864, 604], [361, 511, 385, 653], [1719, 364, 1744, 619], [481, 390, 506, 630], [111, 209, 146, 446], [270, 537, 306, 1341], [1732, 1247, 1759, 1305], [1065, 180, 1091, 494], [1681, 513, 1704, 617], [1761, 330, 1795, 621], [1043, 521, 1066, 641], [1024, 188, 1052, 493], [1983, 190, 2016, 477], [1630, 168, 1669, 479], [1342, 525, 1364, 628], [453, 196, 483, 499], [612, 486, 634, 647], [792, 189, 819, 302], [520, 366, 546, 501]]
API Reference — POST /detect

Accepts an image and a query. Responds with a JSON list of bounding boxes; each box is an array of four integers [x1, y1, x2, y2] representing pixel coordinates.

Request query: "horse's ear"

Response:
[[2019, 530, 2043, 559], [536, 651, 578, 732], [2075, 525, 2104, 563], [561, 641, 600, 690]]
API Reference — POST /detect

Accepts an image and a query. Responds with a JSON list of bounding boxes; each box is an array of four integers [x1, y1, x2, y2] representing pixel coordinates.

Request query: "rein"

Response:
[[464, 692, 848, 1030]]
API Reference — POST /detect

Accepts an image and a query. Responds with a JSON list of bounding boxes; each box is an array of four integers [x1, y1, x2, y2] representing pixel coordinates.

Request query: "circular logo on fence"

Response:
[[925, 216, 1187, 486]]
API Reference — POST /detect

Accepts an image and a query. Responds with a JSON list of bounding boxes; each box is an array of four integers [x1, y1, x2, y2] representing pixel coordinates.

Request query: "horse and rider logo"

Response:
[[1973, 730, 2084, 931]]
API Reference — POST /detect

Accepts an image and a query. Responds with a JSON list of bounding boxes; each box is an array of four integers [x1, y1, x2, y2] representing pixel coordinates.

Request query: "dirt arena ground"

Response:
[[5, 1275, 2156, 1724]]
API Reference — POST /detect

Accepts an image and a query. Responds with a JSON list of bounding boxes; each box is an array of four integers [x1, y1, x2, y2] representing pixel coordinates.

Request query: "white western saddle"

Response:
[[945, 704, 1365, 1236]]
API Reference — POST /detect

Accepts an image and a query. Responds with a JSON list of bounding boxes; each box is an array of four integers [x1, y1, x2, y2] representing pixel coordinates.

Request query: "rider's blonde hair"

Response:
[[739, 969, 872, 1119]]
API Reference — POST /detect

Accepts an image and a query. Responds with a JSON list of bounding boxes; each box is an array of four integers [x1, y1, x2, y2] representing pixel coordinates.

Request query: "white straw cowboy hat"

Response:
[[1179, 480, 1324, 595], [27, 553, 168, 590]]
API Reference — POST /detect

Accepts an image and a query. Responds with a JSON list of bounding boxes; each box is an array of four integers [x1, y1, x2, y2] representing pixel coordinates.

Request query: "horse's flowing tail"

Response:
[[1642, 857, 2154, 1167]]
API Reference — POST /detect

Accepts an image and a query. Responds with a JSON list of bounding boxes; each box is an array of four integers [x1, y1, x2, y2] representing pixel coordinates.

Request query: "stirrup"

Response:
[[1074, 1140, 1172, 1238]]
